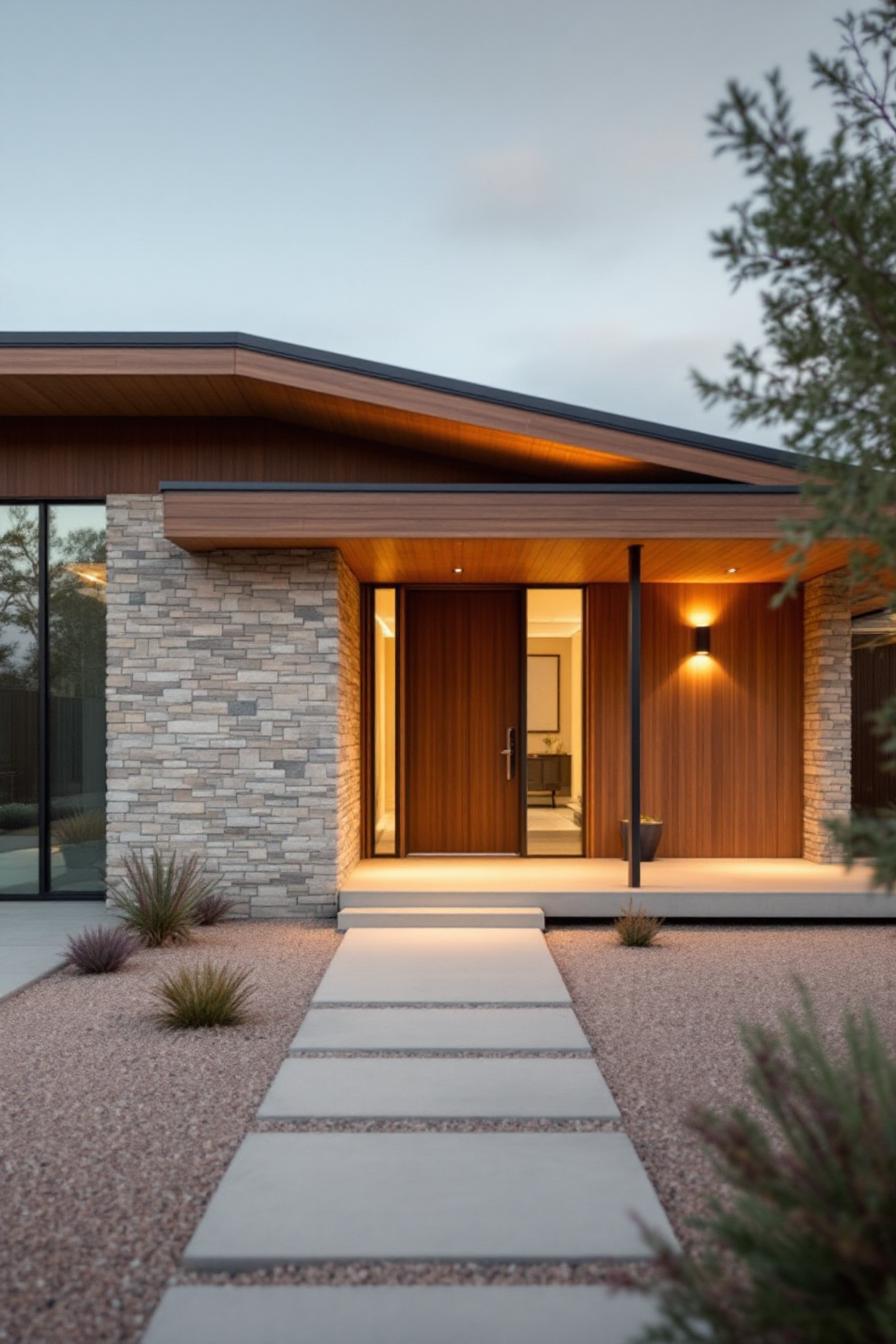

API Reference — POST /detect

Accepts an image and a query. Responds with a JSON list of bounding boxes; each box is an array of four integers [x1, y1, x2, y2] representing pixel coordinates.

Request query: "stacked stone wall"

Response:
[[803, 570, 852, 862], [106, 495, 360, 917]]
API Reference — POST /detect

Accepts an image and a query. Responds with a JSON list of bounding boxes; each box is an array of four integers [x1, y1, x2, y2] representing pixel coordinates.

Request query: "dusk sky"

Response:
[[1, 0, 844, 442]]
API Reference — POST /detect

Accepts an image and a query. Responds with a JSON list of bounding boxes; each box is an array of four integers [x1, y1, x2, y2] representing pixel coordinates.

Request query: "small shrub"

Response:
[[63, 924, 137, 974], [191, 890, 237, 926], [614, 899, 664, 947], [110, 848, 218, 947], [634, 985, 896, 1343], [152, 961, 254, 1029], [54, 808, 106, 844], [0, 802, 37, 831]]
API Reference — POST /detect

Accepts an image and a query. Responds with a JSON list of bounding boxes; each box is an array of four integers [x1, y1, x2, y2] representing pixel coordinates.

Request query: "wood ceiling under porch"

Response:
[[160, 483, 851, 584]]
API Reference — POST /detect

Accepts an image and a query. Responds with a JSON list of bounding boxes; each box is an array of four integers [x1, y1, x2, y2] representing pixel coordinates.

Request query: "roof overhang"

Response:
[[160, 482, 846, 584], [0, 332, 801, 486]]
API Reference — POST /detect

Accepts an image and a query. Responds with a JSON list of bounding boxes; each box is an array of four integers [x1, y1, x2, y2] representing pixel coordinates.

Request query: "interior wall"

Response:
[[586, 582, 803, 858], [526, 637, 573, 758]]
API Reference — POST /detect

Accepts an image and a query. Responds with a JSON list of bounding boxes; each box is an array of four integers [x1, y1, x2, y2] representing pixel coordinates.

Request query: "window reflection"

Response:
[[0, 505, 40, 893], [49, 505, 107, 891]]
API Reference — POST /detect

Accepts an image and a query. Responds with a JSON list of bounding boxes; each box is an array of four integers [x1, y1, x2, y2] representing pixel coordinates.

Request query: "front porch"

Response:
[[340, 856, 888, 919]]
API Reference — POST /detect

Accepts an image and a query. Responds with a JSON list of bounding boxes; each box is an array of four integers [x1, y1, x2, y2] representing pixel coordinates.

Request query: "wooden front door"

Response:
[[404, 588, 522, 854]]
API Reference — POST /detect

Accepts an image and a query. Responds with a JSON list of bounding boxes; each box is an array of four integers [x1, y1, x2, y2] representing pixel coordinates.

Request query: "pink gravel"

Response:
[[0, 920, 339, 1344], [4, 919, 894, 1340], [547, 921, 896, 1249]]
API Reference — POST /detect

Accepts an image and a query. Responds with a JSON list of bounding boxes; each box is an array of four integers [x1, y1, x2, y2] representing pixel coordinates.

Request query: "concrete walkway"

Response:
[[0, 900, 117, 1003], [145, 926, 672, 1343]]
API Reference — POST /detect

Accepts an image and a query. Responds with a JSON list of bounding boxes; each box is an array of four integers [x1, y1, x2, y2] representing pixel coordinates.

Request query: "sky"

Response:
[[0, 0, 846, 443]]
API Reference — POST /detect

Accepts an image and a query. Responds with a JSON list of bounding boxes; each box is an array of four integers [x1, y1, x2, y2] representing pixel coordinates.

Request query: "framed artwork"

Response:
[[527, 653, 560, 733]]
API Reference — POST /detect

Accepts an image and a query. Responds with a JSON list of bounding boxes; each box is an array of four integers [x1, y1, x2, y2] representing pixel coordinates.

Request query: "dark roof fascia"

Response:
[[0, 330, 800, 473], [158, 481, 800, 495]]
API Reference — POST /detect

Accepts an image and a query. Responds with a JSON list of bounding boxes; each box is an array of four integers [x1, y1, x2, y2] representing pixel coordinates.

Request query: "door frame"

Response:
[[361, 582, 587, 860]]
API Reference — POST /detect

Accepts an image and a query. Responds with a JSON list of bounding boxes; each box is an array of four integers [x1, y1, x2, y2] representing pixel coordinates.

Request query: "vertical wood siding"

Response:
[[587, 582, 803, 857]]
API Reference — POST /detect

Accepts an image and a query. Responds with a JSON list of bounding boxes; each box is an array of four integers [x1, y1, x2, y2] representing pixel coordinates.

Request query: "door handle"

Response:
[[499, 726, 516, 781]]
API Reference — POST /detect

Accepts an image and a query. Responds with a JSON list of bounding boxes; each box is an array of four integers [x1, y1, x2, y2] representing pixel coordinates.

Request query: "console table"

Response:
[[526, 753, 572, 807]]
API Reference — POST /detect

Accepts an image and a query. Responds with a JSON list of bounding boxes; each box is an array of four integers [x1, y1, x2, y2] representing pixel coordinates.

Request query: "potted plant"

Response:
[[620, 814, 664, 862], [55, 809, 106, 875]]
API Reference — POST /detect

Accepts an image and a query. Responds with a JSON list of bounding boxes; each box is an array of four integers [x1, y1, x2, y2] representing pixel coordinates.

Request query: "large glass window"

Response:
[[49, 506, 107, 891], [852, 609, 896, 815], [373, 588, 397, 855], [525, 589, 584, 856], [0, 506, 40, 894], [0, 502, 106, 896]]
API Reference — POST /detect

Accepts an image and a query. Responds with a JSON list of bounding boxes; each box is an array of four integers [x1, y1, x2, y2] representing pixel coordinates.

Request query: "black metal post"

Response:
[[627, 544, 642, 889]]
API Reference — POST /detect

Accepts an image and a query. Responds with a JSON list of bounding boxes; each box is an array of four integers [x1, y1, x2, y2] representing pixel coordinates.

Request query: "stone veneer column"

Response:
[[803, 570, 852, 862], [106, 495, 361, 918]]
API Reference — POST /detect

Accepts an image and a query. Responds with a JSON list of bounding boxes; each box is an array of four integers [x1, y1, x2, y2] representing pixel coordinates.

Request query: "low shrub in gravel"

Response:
[[635, 985, 896, 1343], [110, 848, 219, 947], [152, 961, 255, 1029], [614, 900, 664, 947], [191, 890, 237, 926], [63, 925, 138, 974]]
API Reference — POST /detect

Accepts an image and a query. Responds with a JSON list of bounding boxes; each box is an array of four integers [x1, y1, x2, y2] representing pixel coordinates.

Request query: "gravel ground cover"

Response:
[[0, 920, 339, 1344], [5, 919, 893, 1341], [547, 921, 896, 1250]]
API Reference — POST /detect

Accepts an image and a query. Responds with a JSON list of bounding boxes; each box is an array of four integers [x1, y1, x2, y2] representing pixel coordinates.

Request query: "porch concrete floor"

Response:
[[340, 857, 885, 919]]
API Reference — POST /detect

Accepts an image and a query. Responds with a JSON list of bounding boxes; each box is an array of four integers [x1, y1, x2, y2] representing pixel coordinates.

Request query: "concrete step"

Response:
[[313, 928, 570, 1006], [337, 905, 545, 930], [145, 1285, 659, 1344], [182, 1131, 675, 1267], [340, 890, 547, 908], [259, 1056, 618, 1120]]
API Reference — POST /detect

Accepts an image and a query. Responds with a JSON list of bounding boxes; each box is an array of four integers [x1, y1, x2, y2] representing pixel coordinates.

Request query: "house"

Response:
[[0, 332, 884, 918]]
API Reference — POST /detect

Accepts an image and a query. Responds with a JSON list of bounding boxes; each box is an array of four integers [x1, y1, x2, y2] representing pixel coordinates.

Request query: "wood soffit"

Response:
[[0, 342, 800, 486], [161, 487, 850, 584]]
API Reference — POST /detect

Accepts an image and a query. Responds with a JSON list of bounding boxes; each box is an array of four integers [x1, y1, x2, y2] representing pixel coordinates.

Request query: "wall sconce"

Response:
[[693, 625, 711, 657]]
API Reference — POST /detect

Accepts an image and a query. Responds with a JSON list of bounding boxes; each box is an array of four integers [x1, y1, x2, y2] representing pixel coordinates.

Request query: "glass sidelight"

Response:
[[525, 588, 584, 855], [373, 588, 397, 855]]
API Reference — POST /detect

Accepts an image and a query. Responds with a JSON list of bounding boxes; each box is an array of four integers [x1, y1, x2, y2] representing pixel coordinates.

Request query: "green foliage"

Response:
[[694, 4, 896, 883], [635, 986, 896, 1343], [63, 924, 137, 974], [110, 848, 219, 947], [614, 899, 664, 947], [152, 961, 254, 1029], [54, 808, 105, 844], [0, 802, 37, 831]]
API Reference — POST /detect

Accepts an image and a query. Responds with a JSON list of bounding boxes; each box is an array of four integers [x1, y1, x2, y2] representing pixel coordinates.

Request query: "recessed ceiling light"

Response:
[[726, 567, 738, 574], [453, 566, 463, 574]]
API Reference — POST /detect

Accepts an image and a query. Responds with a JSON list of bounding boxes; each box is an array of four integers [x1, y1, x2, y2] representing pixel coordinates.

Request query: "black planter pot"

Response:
[[619, 821, 664, 862]]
